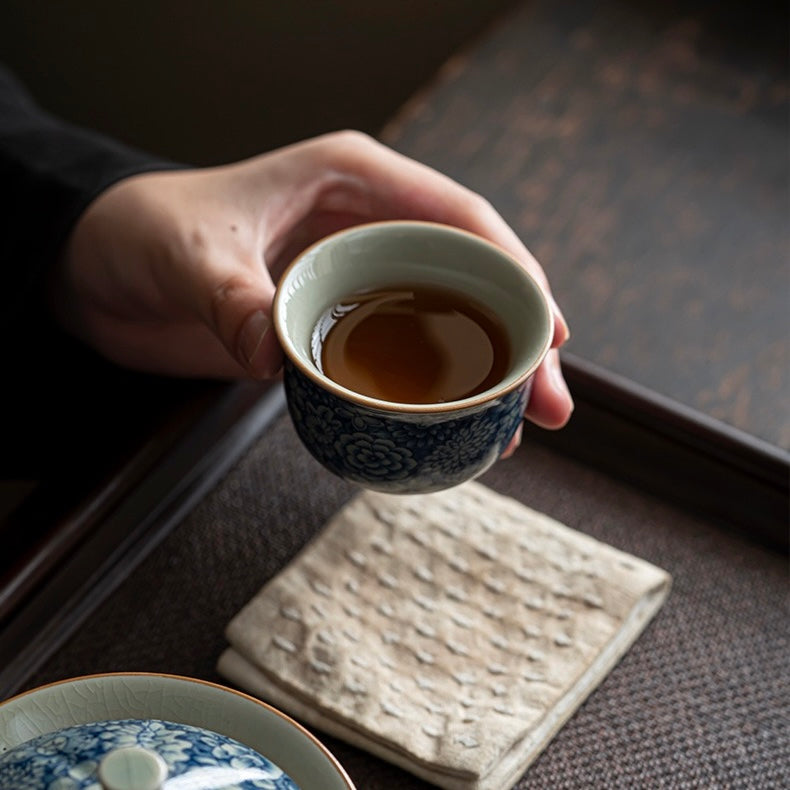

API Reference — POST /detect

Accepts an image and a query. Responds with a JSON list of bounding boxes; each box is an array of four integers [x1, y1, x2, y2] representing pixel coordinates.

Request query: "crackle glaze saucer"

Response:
[[0, 673, 355, 790]]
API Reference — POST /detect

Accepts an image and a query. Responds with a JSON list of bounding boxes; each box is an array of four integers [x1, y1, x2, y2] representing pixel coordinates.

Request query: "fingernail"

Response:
[[501, 423, 522, 459], [238, 309, 270, 370], [550, 353, 574, 409], [550, 295, 571, 346], [512, 422, 523, 450]]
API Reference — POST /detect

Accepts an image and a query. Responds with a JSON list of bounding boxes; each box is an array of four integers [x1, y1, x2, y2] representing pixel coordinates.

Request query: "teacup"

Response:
[[273, 220, 552, 494]]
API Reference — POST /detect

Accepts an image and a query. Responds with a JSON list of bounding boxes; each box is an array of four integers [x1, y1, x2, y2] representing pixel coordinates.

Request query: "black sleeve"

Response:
[[0, 65, 182, 330]]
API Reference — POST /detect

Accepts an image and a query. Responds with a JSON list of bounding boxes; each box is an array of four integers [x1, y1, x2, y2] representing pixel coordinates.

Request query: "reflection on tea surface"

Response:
[[312, 285, 511, 404]]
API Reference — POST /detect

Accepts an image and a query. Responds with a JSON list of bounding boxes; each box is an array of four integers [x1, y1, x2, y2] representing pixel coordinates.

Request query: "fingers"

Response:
[[279, 131, 571, 349], [524, 349, 574, 429], [500, 349, 573, 458]]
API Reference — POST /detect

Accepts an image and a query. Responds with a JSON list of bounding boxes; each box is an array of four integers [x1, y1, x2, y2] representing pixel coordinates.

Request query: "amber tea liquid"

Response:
[[312, 285, 511, 404]]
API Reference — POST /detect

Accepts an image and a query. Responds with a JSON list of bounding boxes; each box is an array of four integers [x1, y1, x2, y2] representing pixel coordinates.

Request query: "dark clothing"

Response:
[[0, 66, 176, 330]]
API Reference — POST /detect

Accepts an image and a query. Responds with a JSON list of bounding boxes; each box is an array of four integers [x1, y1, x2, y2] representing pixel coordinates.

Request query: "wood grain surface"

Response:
[[382, 0, 789, 449]]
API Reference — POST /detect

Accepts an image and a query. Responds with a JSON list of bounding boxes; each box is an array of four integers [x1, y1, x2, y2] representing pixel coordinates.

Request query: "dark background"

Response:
[[1, 0, 519, 164], [2, 0, 785, 167]]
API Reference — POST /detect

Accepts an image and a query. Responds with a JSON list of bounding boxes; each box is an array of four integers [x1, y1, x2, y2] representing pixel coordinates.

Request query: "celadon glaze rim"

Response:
[[0, 672, 356, 790], [273, 220, 553, 415]]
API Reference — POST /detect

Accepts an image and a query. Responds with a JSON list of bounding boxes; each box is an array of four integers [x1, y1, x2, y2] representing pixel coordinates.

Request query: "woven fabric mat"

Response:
[[20, 411, 789, 789]]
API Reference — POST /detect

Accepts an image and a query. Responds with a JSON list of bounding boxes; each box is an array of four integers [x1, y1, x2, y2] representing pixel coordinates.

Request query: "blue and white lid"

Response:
[[0, 717, 299, 790]]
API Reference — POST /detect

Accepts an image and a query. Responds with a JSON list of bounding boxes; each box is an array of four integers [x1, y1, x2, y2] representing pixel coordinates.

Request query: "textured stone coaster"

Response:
[[218, 482, 671, 789]]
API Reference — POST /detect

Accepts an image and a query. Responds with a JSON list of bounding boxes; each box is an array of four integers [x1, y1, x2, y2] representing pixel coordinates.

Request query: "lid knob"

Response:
[[98, 746, 169, 790]]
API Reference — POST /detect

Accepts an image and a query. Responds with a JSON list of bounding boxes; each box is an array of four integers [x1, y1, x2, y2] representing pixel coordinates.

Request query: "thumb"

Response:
[[203, 272, 283, 379]]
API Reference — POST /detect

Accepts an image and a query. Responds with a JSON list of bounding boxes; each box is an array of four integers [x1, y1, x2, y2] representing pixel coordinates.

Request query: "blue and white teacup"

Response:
[[273, 221, 553, 494]]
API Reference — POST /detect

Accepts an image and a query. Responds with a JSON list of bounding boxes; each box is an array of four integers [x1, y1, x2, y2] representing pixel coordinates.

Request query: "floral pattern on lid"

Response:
[[0, 718, 298, 790]]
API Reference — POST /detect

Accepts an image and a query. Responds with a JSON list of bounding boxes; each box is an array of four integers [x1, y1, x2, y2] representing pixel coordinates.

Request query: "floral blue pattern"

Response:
[[0, 719, 298, 790], [285, 360, 528, 493]]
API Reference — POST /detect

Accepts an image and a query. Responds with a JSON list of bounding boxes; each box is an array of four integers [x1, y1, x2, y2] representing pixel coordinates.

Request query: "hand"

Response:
[[52, 131, 573, 435]]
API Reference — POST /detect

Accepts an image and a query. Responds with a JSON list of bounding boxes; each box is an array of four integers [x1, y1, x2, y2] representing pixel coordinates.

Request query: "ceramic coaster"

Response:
[[219, 481, 671, 790]]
